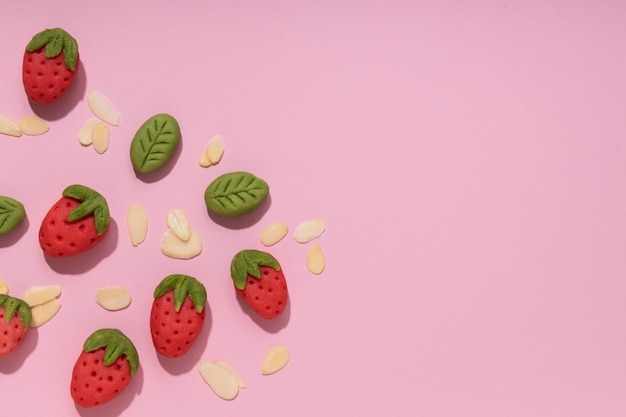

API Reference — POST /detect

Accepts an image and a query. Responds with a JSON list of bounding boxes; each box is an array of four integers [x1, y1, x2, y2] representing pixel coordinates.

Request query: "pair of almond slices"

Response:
[[0, 281, 62, 328], [0, 114, 49, 137], [78, 91, 120, 153]]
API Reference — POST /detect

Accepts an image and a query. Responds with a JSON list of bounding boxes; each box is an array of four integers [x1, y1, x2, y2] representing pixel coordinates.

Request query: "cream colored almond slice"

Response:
[[160, 230, 202, 259], [293, 218, 326, 243], [166, 209, 191, 242], [262, 345, 290, 375], [199, 361, 240, 400], [96, 285, 132, 311], [78, 118, 99, 146], [19, 115, 49, 136], [127, 203, 148, 246], [214, 360, 246, 388], [199, 151, 213, 167], [260, 221, 289, 246], [206, 135, 225, 165], [0, 279, 8, 295], [22, 285, 62, 307], [30, 298, 61, 328], [87, 91, 120, 126], [307, 243, 326, 275], [92, 123, 110, 154], [0, 114, 22, 137]]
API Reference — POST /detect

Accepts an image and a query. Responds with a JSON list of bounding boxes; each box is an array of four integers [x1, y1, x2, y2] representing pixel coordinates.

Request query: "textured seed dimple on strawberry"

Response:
[[38, 184, 111, 258], [230, 250, 289, 320], [0, 294, 32, 357], [22, 28, 79, 104], [70, 328, 139, 408], [150, 274, 207, 358]]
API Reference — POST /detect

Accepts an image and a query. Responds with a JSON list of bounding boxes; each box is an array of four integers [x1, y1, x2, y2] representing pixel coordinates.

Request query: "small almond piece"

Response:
[[161, 230, 202, 259], [30, 298, 61, 328], [214, 360, 246, 388], [19, 115, 49, 136], [260, 221, 289, 246], [87, 91, 120, 126], [0, 279, 8, 295], [166, 209, 191, 242], [22, 285, 62, 307], [307, 243, 326, 275], [199, 361, 240, 400], [262, 345, 290, 375], [127, 203, 148, 246], [293, 219, 326, 243], [92, 123, 110, 154], [199, 152, 212, 167], [96, 285, 132, 311], [78, 118, 99, 146], [206, 135, 225, 165], [0, 114, 22, 137]]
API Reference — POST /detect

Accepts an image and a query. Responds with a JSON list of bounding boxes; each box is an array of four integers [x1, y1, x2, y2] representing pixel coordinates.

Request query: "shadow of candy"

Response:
[[0, 215, 29, 248], [0, 327, 39, 374], [235, 291, 291, 334], [206, 194, 272, 230]]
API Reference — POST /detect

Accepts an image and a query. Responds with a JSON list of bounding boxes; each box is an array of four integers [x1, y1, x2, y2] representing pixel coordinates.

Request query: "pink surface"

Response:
[[1, 1, 626, 416]]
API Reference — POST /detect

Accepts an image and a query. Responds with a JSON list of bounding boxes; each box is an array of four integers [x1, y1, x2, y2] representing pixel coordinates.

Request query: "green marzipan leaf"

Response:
[[0, 294, 32, 329], [0, 196, 26, 235], [83, 329, 139, 376], [63, 184, 110, 235], [154, 274, 207, 313], [230, 250, 281, 290], [25, 28, 78, 71], [204, 171, 269, 217], [130, 114, 181, 173]]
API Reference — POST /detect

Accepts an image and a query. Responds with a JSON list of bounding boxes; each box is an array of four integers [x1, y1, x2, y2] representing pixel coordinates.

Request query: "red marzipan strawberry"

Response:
[[39, 184, 110, 258], [150, 274, 207, 358], [23, 28, 79, 104], [70, 328, 139, 408], [231, 250, 288, 319], [0, 294, 32, 357]]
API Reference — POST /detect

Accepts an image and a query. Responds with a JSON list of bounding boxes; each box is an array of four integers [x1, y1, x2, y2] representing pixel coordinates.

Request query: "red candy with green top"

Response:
[[0, 294, 32, 357]]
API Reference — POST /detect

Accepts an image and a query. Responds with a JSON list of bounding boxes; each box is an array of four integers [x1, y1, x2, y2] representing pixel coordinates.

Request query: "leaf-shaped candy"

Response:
[[204, 171, 270, 217], [0, 196, 26, 235], [130, 114, 181, 173]]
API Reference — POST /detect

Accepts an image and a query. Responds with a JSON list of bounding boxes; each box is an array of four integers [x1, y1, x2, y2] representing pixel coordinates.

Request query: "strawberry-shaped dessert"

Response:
[[230, 250, 288, 319], [70, 328, 139, 408], [0, 294, 32, 357], [150, 274, 207, 358], [39, 184, 110, 258], [23, 28, 79, 104]]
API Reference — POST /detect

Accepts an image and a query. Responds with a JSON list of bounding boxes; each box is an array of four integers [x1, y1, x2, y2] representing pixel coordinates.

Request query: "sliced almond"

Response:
[[293, 218, 326, 243], [161, 230, 202, 259], [260, 221, 289, 246], [30, 298, 61, 328], [87, 91, 120, 126], [214, 360, 246, 388], [92, 123, 110, 154], [206, 135, 225, 165], [166, 209, 191, 242], [307, 243, 326, 275], [96, 285, 132, 311], [0, 279, 8, 295], [199, 361, 240, 400], [0, 114, 22, 137], [262, 345, 290, 375], [199, 152, 212, 167], [19, 115, 49, 136], [22, 285, 61, 307], [127, 203, 148, 246], [78, 118, 99, 146]]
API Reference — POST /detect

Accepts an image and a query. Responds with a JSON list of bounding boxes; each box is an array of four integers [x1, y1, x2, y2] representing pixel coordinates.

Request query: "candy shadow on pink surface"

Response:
[[0, 328, 39, 374], [206, 194, 272, 230], [27, 62, 87, 121], [43, 219, 119, 275], [0, 216, 29, 248], [74, 363, 144, 417], [235, 293, 290, 334], [132, 134, 183, 184], [156, 302, 213, 376]]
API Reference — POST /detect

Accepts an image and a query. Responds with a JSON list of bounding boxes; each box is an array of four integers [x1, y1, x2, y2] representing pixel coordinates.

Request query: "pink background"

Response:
[[1, 1, 626, 416]]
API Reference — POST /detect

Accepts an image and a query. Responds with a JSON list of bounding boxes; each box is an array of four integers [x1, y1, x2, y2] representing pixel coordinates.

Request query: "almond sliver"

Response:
[[19, 115, 49, 136], [92, 123, 110, 154], [206, 135, 225, 165], [214, 360, 246, 388], [166, 209, 191, 242], [127, 203, 148, 246], [306, 243, 326, 275], [22, 285, 62, 307], [260, 221, 289, 246], [78, 118, 99, 146], [0, 114, 22, 137], [96, 285, 132, 311], [0, 279, 8, 295], [262, 345, 290, 375], [293, 219, 326, 243], [30, 298, 61, 328], [199, 361, 240, 400], [87, 91, 120, 126]]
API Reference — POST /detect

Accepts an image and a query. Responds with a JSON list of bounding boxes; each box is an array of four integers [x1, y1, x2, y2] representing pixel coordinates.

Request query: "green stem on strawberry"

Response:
[[0, 294, 32, 329], [25, 28, 78, 71], [154, 274, 207, 313], [83, 329, 139, 377], [230, 249, 281, 290], [63, 184, 110, 235]]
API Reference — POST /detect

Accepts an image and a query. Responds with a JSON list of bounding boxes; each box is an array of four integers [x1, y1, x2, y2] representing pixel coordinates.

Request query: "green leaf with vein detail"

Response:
[[0, 196, 26, 235], [204, 171, 270, 217], [130, 113, 181, 173], [62, 184, 110, 235], [25, 28, 79, 71], [83, 329, 139, 376]]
